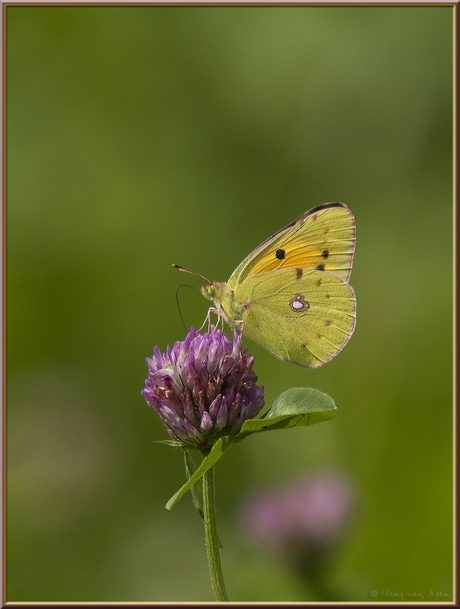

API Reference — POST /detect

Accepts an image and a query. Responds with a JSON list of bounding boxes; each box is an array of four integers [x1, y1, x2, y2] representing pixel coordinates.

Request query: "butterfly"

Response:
[[175, 202, 356, 368]]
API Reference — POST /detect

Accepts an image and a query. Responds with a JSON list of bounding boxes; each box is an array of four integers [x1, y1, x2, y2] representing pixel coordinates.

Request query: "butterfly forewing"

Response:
[[229, 202, 355, 287]]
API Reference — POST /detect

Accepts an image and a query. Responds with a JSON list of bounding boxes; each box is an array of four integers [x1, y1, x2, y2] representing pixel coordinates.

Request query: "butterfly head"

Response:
[[201, 282, 226, 303]]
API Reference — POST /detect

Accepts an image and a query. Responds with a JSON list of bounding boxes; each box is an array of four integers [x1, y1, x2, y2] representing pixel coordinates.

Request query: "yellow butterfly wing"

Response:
[[228, 202, 355, 287], [234, 268, 356, 368]]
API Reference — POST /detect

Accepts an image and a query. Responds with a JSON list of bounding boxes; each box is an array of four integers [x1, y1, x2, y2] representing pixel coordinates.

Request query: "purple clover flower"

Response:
[[142, 327, 265, 452]]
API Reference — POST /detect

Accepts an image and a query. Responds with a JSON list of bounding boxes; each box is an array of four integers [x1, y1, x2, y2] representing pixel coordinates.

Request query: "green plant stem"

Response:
[[202, 465, 228, 601]]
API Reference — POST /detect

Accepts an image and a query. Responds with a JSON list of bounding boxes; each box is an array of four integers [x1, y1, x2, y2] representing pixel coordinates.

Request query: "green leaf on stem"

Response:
[[166, 436, 234, 510], [184, 450, 204, 520], [237, 387, 337, 439]]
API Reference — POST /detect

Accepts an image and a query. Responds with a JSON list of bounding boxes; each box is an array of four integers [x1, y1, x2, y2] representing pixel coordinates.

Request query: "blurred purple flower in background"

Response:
[[142, 327, 265, 452], [239, 472, 355, 575]]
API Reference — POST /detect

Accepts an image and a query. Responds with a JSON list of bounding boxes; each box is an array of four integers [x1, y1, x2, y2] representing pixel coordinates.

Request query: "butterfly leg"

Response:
[[199, 306, 224, 334]]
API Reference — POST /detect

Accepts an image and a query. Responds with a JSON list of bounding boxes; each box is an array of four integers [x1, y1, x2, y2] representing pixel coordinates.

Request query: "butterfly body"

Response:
[[201, 202, 356, 368]]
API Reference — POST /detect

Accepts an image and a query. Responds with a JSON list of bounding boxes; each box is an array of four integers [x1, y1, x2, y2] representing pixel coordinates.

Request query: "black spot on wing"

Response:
[[275, 248, 286, 260], [316, 264, 325, 271], [321, 249, 329, 259], [295, 268, 303, 280]]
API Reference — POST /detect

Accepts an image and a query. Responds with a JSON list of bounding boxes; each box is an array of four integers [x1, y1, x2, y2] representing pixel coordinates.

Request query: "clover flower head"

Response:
[[142, 327, 265, 452]]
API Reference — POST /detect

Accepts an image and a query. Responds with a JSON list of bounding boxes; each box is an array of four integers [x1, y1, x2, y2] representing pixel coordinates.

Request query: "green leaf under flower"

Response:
[[184, 450, 204, 519], [166, 437, 233, 510], [237, 387, 337, 438]]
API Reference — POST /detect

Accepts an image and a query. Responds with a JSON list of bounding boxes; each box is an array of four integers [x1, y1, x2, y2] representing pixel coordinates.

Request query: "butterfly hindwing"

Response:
[[232, 268, 356, 368]]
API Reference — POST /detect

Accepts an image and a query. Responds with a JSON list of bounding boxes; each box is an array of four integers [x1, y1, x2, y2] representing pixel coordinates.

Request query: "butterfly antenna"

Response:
[[172, 264, 211, 285], [175, 284, 197, 332]]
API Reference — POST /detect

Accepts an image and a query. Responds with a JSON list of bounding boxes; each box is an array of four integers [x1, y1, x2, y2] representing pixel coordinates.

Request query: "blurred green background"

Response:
[[6, 5, 453, 603]]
